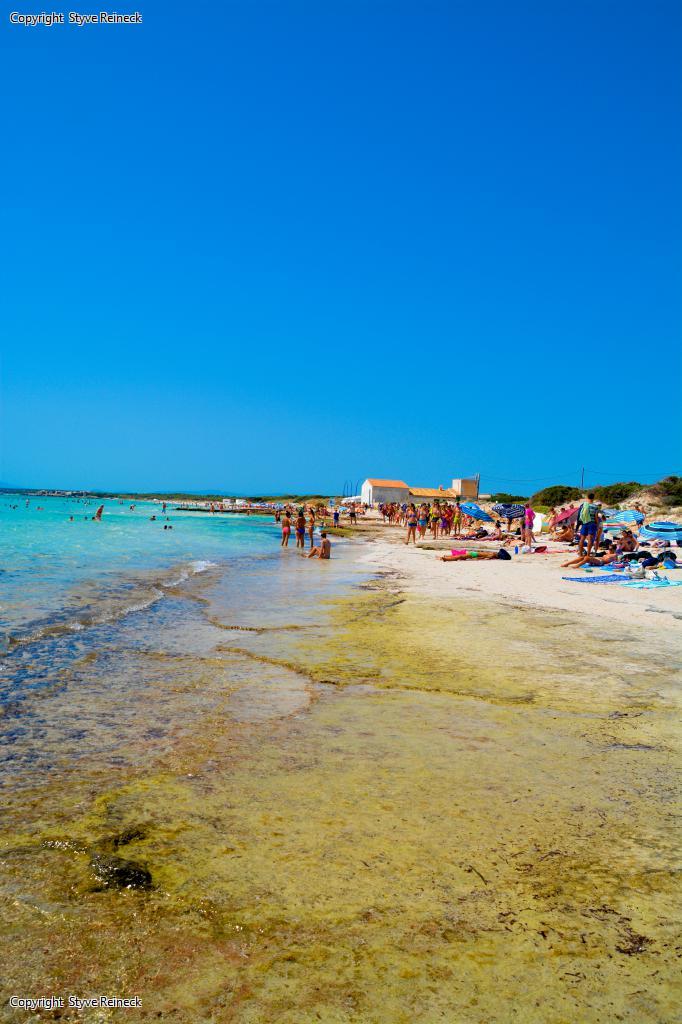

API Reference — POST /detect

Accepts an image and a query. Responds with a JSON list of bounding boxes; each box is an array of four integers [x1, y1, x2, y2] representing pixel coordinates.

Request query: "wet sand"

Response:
[[1, 534, 680, 1022]]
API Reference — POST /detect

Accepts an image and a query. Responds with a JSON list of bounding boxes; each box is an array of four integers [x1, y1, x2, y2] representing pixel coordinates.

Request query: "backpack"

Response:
[[579, 502, 596, 524]]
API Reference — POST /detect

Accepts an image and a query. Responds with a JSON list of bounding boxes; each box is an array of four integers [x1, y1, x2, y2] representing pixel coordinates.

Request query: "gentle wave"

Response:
[[1, 560, 220, 654]]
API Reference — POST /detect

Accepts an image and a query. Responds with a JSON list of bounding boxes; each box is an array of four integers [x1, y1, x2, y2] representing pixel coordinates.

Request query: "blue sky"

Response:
[[1, 0, 680, 495]]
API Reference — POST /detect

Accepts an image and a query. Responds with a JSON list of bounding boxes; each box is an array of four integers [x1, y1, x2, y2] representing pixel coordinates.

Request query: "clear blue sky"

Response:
[[1, 0, 680, 495]]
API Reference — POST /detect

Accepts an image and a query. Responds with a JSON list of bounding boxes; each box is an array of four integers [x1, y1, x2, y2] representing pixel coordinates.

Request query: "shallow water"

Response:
[[1, 504, 680, 1022]]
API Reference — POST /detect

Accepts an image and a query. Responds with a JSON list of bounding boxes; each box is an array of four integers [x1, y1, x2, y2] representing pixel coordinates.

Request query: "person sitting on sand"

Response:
[[561, 549, 620, 569], [440, 548, 512, 562], [619, 529, 638, 552], [492, 520, 503, 539], [308, 532, 331, 559]]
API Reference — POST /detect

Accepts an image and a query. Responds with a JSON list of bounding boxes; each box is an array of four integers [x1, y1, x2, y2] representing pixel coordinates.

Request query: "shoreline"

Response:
[[1, 520, 679, 1022]]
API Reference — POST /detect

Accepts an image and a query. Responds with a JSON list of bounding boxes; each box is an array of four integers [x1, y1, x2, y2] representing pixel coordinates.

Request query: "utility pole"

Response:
[[580, 466, 584, 490]]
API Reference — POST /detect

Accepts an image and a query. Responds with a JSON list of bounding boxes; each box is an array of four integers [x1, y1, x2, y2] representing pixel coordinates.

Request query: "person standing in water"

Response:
[[307, 509, 316, 548], [295, 510, 306, 549], [281, 512, 291, 547]]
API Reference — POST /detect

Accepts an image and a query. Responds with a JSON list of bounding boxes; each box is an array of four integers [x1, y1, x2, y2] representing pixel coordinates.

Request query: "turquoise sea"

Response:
[[0, 494, 364, 786]]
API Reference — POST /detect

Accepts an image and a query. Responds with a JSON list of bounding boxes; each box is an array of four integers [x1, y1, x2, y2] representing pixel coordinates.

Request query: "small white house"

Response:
[[361, 479, 410, 505]]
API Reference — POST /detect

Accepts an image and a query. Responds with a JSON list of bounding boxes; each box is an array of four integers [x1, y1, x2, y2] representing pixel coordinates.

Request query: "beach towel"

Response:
[[620, 579, 682, 589], [562, 574, 627, 584]]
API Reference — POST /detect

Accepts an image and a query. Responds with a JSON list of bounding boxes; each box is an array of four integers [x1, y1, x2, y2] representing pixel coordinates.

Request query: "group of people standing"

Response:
[[275, 506, 331, 559], [380, 499, 539, 548]]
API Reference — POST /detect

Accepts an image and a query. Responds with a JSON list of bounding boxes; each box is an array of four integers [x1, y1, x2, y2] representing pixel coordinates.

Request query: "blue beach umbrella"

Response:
[[492, 502, 525, 520], [460, 502, 493, 522], [639, 521, 682, 542], [603, 509, 646, 533]]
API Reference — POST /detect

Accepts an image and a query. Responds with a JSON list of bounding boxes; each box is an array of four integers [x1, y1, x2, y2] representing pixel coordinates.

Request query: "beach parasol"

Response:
[[554, 506, 579, 525], [639, 521, 682, 542], [603, 509, 645, 532], [492, 502, 525, 520], [460, 502, 493, 522]]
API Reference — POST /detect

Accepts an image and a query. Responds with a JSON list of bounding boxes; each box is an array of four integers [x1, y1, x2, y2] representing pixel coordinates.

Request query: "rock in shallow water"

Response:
[[90, 853, 152, 890]]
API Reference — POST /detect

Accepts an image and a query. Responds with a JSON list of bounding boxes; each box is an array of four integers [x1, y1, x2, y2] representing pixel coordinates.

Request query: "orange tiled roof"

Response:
[[409, 486, 457, 498], [366, 479, 409, 488]]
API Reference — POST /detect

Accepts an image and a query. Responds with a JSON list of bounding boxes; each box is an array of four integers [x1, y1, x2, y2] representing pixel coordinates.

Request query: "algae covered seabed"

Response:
[[1, 553, 680, 1023]]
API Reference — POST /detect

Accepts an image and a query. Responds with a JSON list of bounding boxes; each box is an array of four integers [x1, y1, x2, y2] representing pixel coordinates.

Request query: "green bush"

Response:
[[530, 485, 582, 506], [489, 492, 527, 503], [650, 476, 682, 507], [592, 482, 643, 505]]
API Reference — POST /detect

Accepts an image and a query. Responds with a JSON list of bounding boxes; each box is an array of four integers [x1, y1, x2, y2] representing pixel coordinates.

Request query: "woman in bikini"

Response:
[[405, 504, 418, 545], [307, 509, 316, 548], [295, 511, 306, 549], [417, 504, 428, 540], [281, 513, 291, 547]]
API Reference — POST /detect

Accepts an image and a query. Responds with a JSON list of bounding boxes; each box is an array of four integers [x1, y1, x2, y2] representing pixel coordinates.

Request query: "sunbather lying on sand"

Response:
[[440, 548, 512, 562], [561, 551, 620, 569]]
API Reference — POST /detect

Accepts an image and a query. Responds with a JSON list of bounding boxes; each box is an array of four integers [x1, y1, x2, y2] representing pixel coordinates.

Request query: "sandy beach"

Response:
[[359, 524, 682, 634]]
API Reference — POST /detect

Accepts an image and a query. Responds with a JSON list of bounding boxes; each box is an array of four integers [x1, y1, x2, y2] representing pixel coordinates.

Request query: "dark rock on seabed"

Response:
[[90, 852, 152, 890]]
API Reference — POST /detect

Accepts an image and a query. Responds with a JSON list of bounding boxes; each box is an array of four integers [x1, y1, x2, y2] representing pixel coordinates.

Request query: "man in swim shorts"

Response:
[[577, 493, 601, 556]]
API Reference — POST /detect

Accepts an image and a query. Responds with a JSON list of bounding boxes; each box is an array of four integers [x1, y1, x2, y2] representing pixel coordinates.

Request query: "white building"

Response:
[[452, 477, 479, 499], [361, 479, 410, 505], [362, 475, 480, 505]]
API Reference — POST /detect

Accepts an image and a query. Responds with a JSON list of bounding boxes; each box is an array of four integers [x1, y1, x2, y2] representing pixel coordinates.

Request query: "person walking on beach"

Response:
[[417, 504, 428, 540], [523, 503, 535, 546], [281, 512, 291, 547], [405, 504, 418, 545], [577, 493, 600, 557]]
